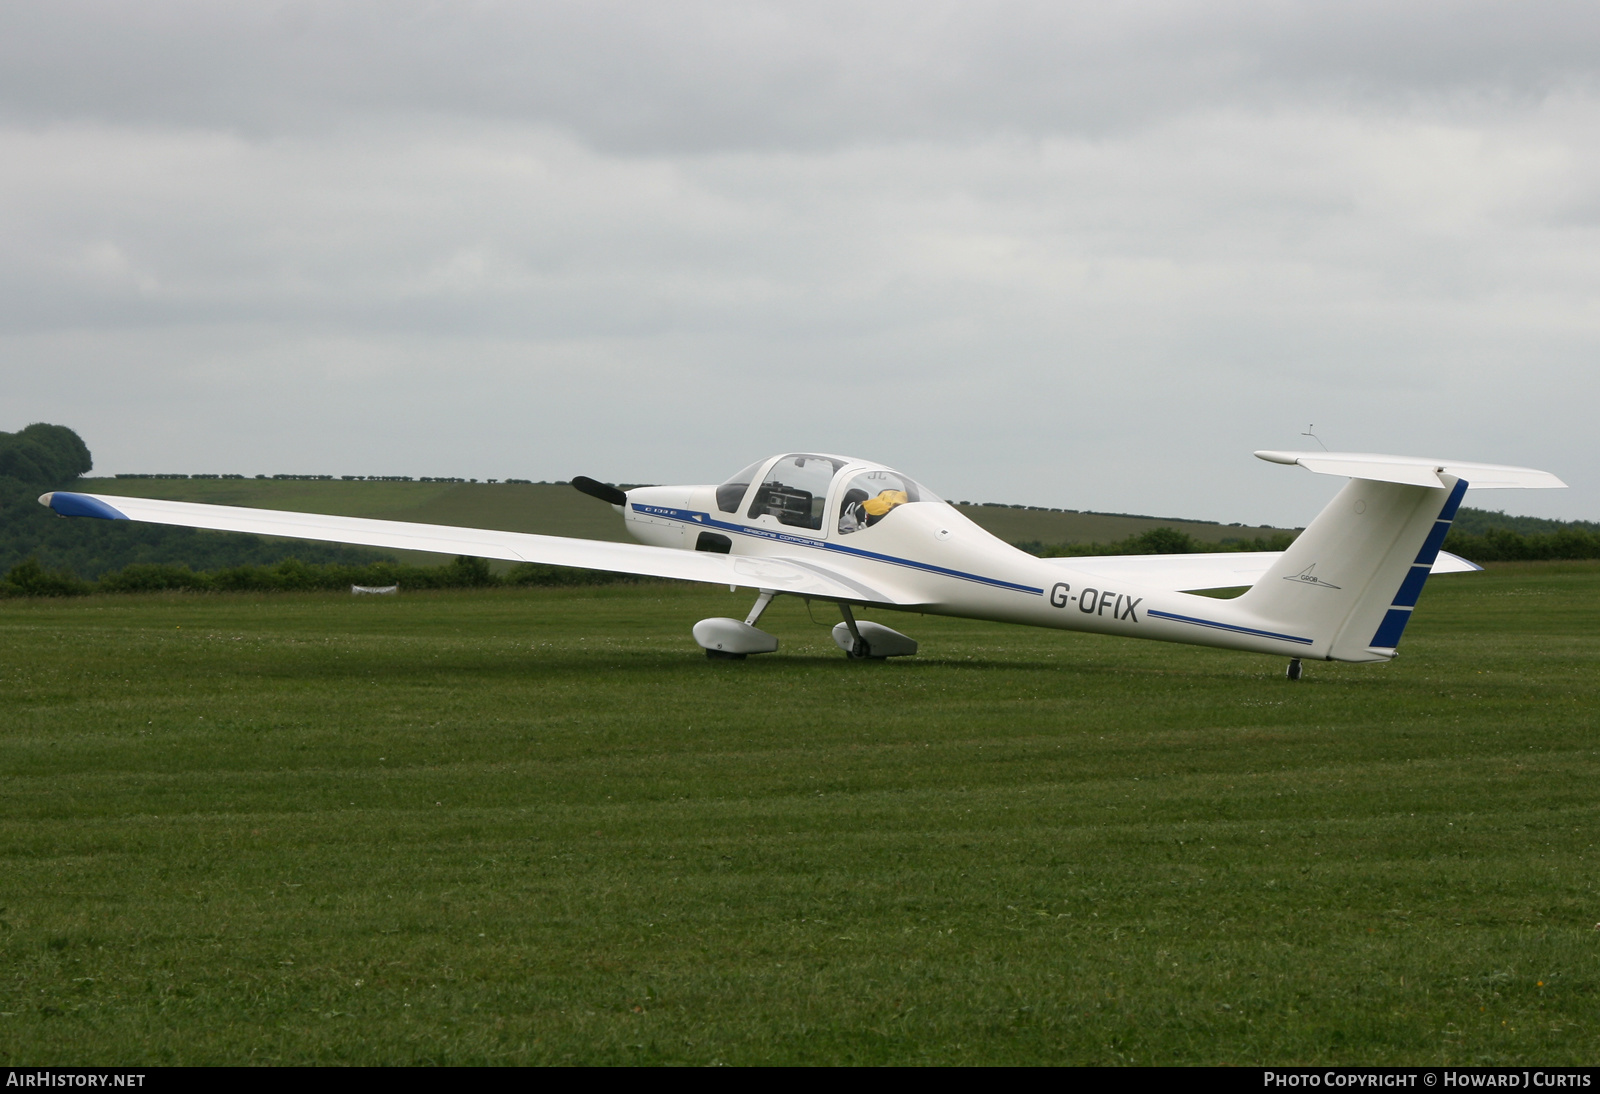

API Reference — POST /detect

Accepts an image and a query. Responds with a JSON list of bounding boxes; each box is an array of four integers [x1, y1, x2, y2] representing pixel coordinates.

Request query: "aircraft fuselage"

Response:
[[622, 481, 1333, 661]]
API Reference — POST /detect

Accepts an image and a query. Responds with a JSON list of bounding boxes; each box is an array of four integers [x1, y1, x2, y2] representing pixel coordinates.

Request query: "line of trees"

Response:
[[1450, 507, 1600, 537], [1442, 526, 1600, 562]]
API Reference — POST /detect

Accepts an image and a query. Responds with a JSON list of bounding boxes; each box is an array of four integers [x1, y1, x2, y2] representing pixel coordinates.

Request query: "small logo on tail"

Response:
[[1284, 564, 1342, 591]]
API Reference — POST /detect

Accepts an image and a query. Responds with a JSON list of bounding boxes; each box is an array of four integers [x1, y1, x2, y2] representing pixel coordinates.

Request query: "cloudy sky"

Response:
[[3, 1, 1597, 526]]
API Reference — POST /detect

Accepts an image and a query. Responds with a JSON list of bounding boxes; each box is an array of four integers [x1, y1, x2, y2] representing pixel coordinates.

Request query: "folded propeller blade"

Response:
[[571, 476, 628, 506]]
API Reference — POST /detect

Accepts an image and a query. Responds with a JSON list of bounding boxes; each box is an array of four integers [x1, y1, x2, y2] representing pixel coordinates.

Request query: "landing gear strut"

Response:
[[1286, 658, 1303, 682], [838, 603, 871, 659], [745, 590, 775, 627]]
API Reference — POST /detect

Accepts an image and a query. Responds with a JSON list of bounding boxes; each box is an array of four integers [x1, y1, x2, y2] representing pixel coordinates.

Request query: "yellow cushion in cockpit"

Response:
[[861, 490, 909, 516]]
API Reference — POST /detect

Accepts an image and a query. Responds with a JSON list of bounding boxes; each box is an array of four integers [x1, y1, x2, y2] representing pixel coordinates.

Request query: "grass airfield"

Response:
[[2, 564, 1597, 1065]]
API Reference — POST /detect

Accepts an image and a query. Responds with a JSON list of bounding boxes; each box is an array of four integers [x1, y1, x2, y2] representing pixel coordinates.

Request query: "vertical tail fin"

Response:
[[1238, 475, 1465, 662]]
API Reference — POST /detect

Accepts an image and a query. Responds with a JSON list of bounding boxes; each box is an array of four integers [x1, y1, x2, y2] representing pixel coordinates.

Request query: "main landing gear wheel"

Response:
[[831, 605, 919, 660], [692, 590, 779, 660], [1286, 658, 1303, 681]]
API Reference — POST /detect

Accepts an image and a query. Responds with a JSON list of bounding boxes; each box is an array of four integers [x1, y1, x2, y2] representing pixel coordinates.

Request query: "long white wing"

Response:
[[1049, 549, 1480, 592], [39, 491, 911, 605]]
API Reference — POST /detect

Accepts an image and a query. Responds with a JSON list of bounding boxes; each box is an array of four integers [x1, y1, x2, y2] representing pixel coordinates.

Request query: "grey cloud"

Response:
[[3, 2, 1599, 151]]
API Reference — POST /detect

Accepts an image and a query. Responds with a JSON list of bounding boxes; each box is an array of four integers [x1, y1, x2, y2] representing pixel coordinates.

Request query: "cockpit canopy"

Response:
[[717, 454, 941, 535]]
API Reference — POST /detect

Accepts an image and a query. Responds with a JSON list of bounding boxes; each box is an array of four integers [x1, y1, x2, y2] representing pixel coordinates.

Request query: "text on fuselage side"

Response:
[[1050, 582, 1142, 622]]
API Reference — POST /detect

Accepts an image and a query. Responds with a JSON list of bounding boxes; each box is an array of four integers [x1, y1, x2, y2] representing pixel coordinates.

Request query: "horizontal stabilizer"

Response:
[[1254, 451, 1566, 490], [1049, 549, 1479, 593], [38, 491, 914, 606]]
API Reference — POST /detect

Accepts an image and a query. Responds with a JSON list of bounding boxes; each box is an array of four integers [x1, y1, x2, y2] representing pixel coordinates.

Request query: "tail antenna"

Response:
[[1300, 424, 1329, 451]]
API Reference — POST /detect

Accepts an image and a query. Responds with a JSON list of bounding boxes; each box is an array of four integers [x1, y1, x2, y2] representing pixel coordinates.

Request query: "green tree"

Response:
[[0, 423, 93, 485], [2, 557, 92, 598], [1129, 527, 1198, 554]]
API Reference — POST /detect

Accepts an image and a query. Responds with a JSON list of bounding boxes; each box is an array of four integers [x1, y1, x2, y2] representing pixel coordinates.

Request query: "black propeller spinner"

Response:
[[571, 476, 628, 506]]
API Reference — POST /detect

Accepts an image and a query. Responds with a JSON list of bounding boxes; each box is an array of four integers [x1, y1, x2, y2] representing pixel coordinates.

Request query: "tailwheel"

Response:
[[705, 648, 747, 661], [1286, 658, 1303, 681]]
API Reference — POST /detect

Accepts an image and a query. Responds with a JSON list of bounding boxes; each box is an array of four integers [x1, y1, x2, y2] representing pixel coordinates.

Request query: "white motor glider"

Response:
[[40, 450, 1564, 677]]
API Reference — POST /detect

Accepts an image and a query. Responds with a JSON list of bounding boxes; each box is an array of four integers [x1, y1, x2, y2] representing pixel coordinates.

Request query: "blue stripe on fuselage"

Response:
[[630, 503, 1045, 595], [1146, 608, 1315, 646]]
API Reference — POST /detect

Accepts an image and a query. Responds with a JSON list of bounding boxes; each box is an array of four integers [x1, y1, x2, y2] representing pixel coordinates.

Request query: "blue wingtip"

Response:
[[39, 491, 130, 520]]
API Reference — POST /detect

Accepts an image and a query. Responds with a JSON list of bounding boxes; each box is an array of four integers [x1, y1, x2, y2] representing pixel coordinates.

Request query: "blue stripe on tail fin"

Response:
[[1368, 478, 1468, 650]]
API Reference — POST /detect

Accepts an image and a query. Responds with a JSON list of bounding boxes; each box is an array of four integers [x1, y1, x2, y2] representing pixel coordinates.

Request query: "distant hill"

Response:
[[950, 503, 1290, 547], [81, 478, 635, 567]]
